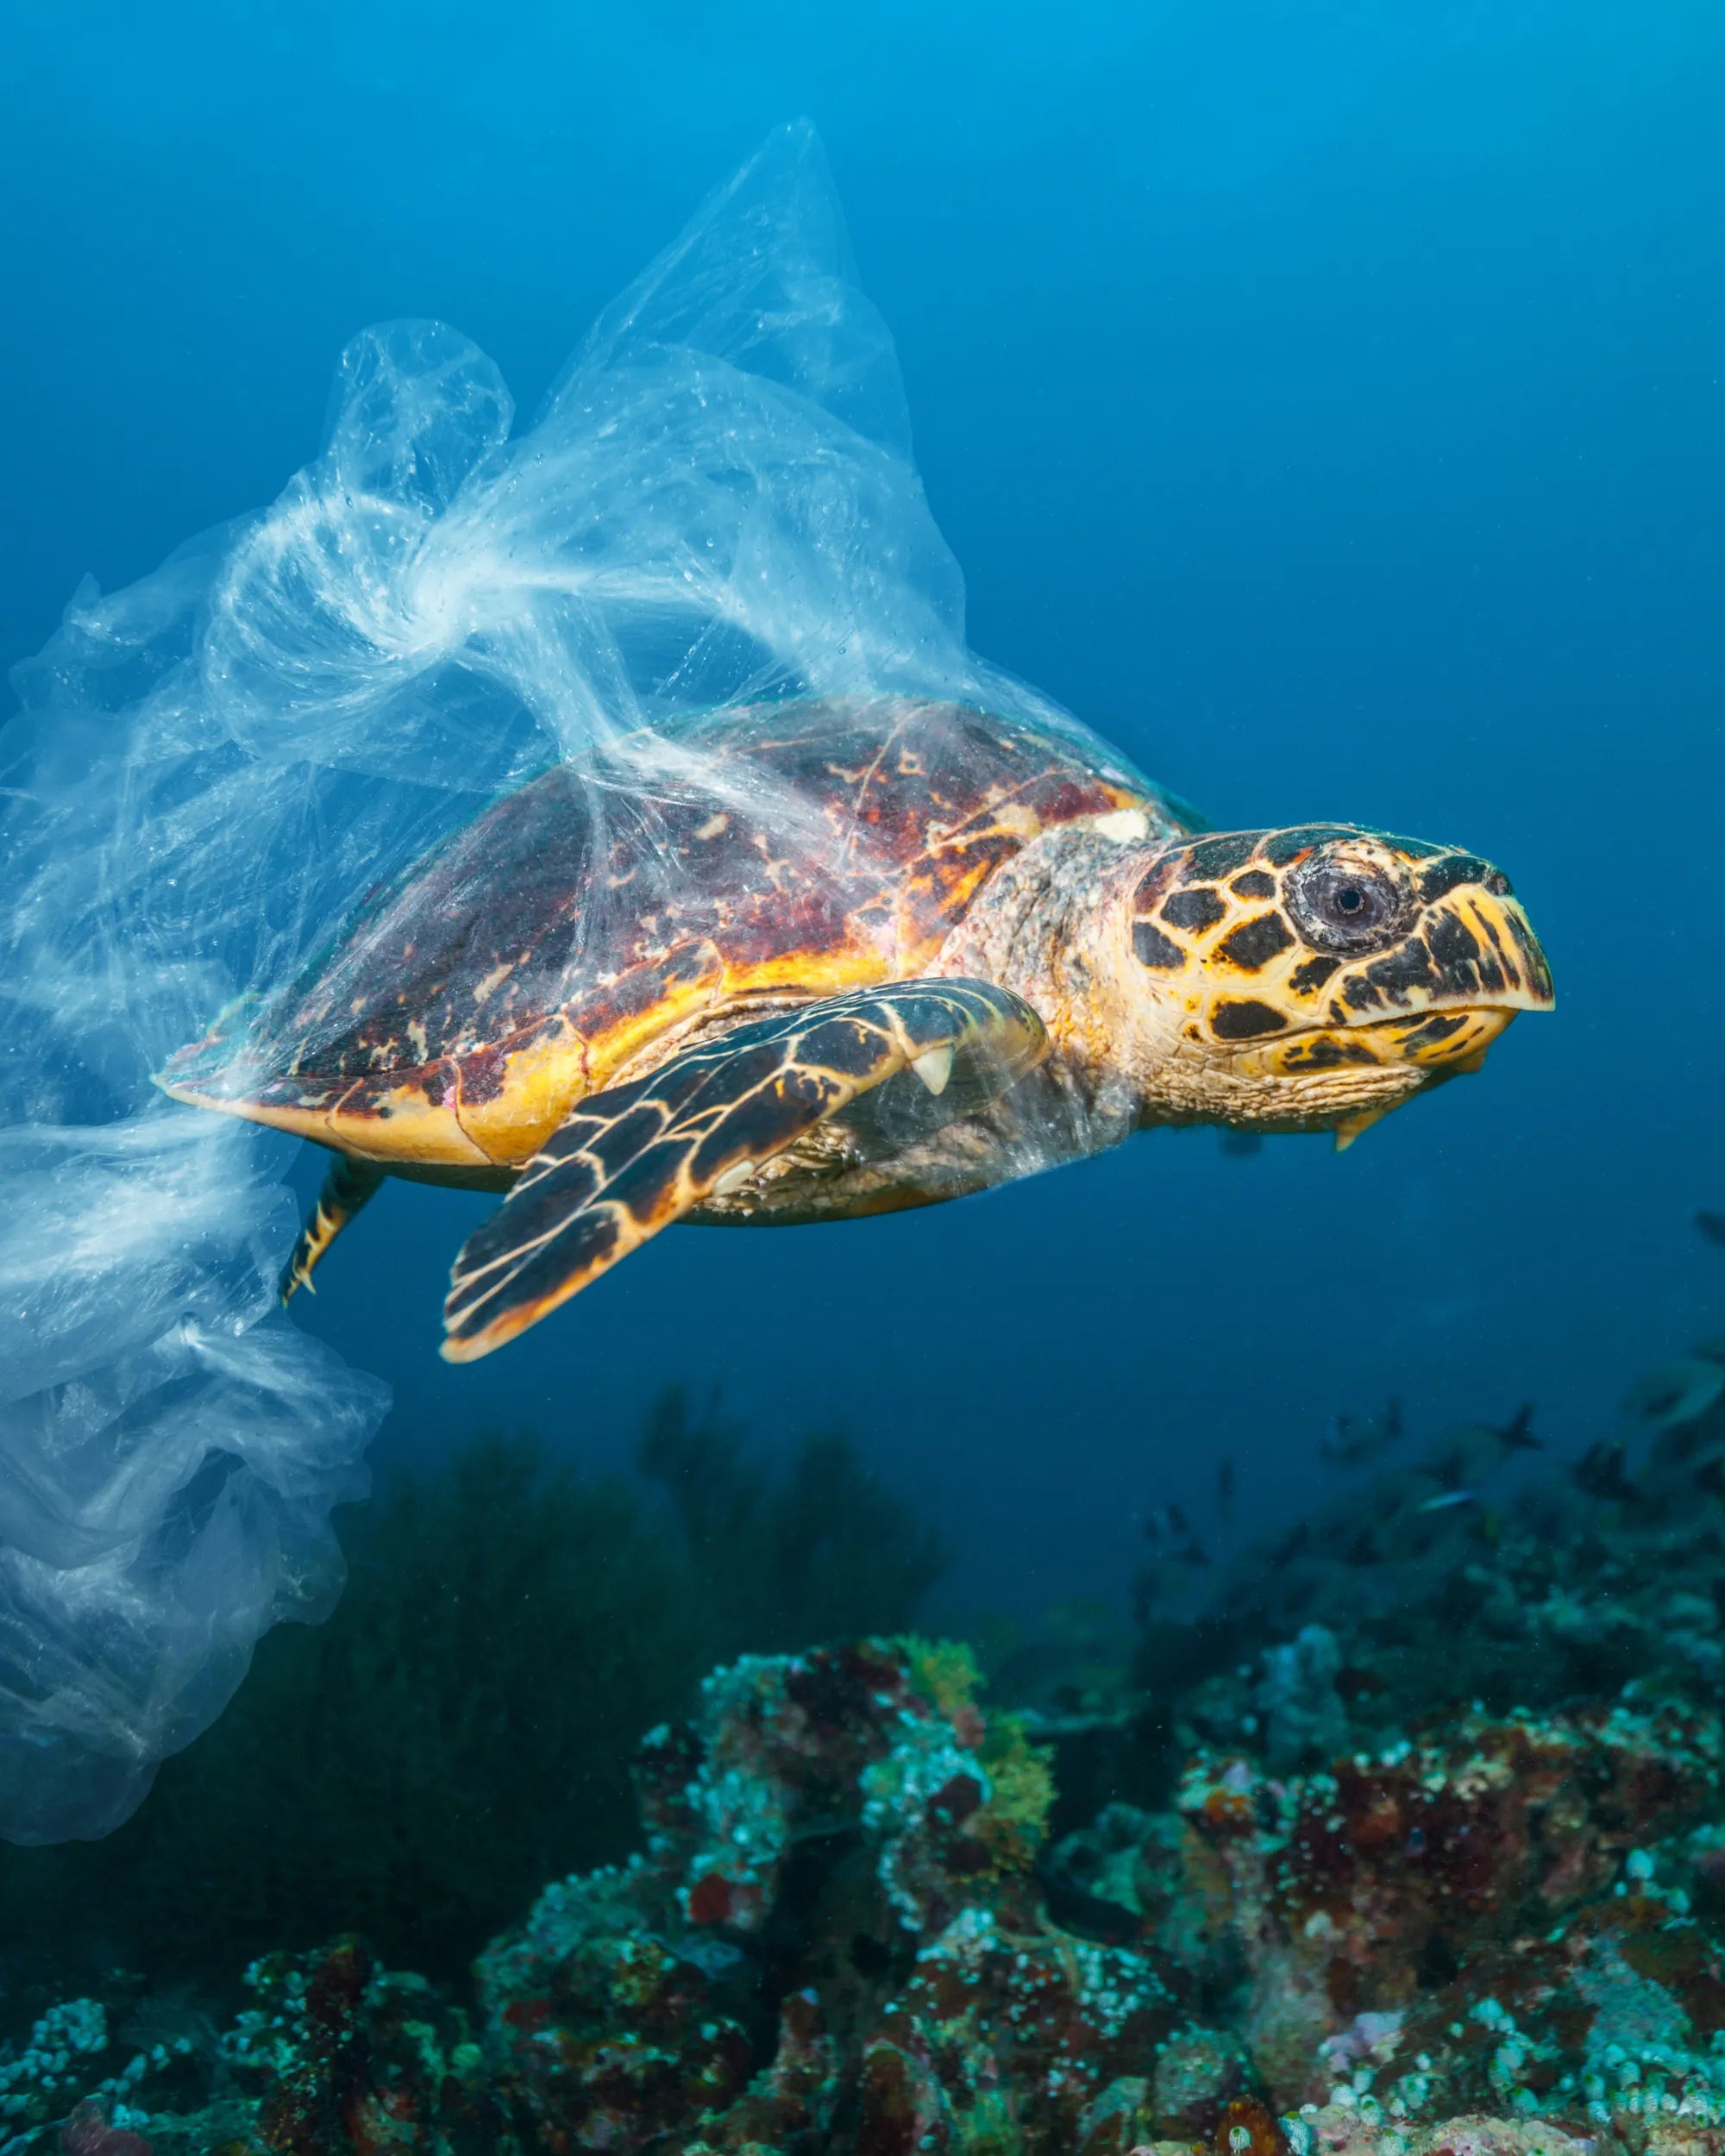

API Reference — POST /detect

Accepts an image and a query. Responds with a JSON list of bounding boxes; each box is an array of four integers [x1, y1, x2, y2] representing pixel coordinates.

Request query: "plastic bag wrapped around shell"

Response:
[[0, 121, 1164, 1840]]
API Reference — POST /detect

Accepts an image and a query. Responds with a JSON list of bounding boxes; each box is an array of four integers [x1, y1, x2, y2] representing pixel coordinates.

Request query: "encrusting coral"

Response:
[[8, 1340, 1725, 2153], [8, 1619, 1725, 2153]]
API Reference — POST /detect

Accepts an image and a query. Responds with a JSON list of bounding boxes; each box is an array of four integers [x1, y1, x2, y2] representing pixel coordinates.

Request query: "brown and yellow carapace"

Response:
[[156, 695, 1553, 1362]]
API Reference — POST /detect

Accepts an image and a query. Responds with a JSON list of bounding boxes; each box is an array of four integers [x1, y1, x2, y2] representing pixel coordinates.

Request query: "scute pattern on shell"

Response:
[[195, 697, 1171, 1098]]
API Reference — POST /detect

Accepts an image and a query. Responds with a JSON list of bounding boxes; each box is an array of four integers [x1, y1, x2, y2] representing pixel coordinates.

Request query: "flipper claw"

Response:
[[280, 1155, 386, 1305]]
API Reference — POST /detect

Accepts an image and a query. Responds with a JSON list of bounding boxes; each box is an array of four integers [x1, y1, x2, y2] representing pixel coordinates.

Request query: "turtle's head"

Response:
[[1111, 824, 1553, 1145]]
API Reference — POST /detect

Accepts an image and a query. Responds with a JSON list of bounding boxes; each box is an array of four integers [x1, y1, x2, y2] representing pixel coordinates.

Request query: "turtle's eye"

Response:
[[1286, 855, 1410, 954]]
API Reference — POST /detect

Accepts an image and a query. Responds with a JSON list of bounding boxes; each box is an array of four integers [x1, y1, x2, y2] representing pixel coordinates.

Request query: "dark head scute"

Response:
[[1216, 912, 1296, 972], [1280, 1036, 1380, 1069], [1161, 887, 1227, 934], [1288, 954, 1341, 994], [1417, 854, 1494, 906], [1261, 824, 1360, 868], [1210, 999, 1289, 1041], [1361, 937, 1438, 1000], [1230, 870, 1276, 900], [1132, 920, 1187, 970], [1181, 832, 1264, 882], [1396, 1014, 1469, 1050]]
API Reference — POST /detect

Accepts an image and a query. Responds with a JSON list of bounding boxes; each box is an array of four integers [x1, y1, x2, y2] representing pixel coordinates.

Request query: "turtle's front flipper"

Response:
[[441, 980, 1045, 1362], [280, 1155, 386, 1304]]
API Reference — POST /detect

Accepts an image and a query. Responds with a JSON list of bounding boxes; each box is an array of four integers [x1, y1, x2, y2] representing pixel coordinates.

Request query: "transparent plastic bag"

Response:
[[0, 1121, 384, 1841], [0, 121, 1161, 1839]]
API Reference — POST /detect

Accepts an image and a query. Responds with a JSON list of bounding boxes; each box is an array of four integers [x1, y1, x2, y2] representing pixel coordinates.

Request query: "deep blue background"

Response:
[[4, 2, 1722, 1614]]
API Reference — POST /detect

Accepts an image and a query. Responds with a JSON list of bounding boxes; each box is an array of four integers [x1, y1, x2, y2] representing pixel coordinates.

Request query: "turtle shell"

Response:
[[159, 697, 1182, 1169]]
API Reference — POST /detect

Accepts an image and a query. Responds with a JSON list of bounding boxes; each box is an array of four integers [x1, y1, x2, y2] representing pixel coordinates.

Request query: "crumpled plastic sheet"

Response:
[[0, 121, 1142, 1840]]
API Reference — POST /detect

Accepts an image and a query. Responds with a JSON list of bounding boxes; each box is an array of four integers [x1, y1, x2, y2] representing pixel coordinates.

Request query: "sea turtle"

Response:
[[156, 697, 1552, 1360]]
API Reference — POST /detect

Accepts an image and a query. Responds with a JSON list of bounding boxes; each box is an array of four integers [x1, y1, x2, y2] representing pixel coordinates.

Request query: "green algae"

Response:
[[899, 1636, 1055, 1871]]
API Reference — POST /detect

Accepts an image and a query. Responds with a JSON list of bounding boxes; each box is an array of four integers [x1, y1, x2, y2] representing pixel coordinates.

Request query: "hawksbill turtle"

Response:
[[156, 696, 1552, 1360]]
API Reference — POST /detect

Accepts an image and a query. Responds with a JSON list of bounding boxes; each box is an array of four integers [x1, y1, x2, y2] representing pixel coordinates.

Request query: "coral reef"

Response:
[[2, 1611, 1720, 2153], [1140, 1338, 1725, 1752], [5, 1347, 1725, 2152], [0, 1639, 1089, 2153], [0, 1398, 945, 1984]]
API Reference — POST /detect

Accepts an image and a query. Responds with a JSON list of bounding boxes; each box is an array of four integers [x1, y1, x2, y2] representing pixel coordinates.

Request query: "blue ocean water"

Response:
[[3, 0, 1722, 1645]]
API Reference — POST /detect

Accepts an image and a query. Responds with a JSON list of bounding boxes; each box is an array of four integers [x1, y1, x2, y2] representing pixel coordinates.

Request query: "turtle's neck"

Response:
[[931, 821, 1150, 1143]]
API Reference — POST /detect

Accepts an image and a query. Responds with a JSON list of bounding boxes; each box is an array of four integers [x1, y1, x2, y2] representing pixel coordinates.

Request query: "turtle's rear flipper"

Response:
[[441, 979, 1045, 1362], [280, 1155, 386, 1304]]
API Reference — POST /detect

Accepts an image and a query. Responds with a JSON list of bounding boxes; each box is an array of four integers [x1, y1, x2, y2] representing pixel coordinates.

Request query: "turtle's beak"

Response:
[[1423, 882, 1554, 1018], [1230, 874, 1552, 1147], [1317, 882, 1552, 1146]]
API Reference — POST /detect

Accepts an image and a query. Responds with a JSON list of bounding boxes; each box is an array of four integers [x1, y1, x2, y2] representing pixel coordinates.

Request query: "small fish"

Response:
[[1143, 1501, 1209, 1566], [1625, 1358, 1725, 1432], [1415, 1488, 1480, 1514], [1697, 1211, 1725, 1248], [1216, 1455, 1236, 1524], [1220, 1131, 1263, 1159], [1421, 1406, 1540, 1490], [1321, 1399, 1404, 1471], [1570, 1438, 1635, 1504], [1359, 1468, 1432, 1520], [1495, 1402, 1540, 1452]]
